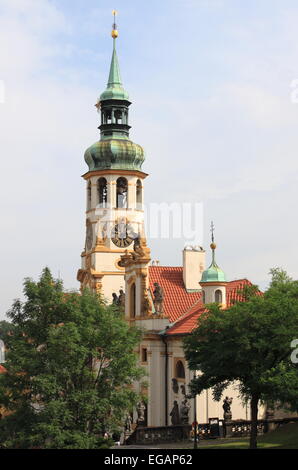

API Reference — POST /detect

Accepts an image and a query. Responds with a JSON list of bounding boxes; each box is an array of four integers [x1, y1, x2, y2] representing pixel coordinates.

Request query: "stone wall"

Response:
[[126, 425, 192, 445]]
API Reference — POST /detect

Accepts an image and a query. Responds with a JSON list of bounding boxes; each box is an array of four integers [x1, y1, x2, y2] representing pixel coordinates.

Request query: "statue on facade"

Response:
[[112, 293, 119, 305], [136, 401, 146, 426], [170, 401, 180, 426], [223, 396, 233, 421], [124, 414, 133, 433], [172, 378, 179, 394], [153, 283, 164, 315], [181, 384, 186, 396], [118, 290, 125, 308], [180, 400, 190, 425], [143, 291, 153, 315]]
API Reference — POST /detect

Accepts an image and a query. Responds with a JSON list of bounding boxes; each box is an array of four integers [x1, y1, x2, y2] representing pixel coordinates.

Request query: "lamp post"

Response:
[[193, 370, 198, 449]]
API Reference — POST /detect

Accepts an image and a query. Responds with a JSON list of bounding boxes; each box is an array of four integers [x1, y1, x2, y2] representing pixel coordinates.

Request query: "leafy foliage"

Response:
[[184, 268, 298, 448], [0, 268, 144, 449]]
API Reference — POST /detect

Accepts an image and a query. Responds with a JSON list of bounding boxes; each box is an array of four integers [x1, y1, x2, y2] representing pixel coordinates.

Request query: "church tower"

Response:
[[200, 223, 227, 306], [77, 12, 148, 301]]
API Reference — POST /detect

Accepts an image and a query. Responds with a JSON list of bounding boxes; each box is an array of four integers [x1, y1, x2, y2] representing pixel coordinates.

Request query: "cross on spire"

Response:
[[211, 221, 215, 244], [112, 9, 118, 30]]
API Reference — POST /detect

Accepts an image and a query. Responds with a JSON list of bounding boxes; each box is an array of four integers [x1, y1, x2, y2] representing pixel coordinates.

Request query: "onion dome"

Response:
[[84, 139, 145, 171]]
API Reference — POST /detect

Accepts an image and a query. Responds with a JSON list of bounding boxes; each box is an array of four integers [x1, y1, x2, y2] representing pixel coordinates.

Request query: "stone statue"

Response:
[[137, 401, 146, 426], [118, 290, 125, 308], [112, 293, 119, 305], [223, 396, 233, 420], [153, 282, 164, 315], [124, 414, 133, 433], [180, 400, 190, 425], [143, 291, 153, 315], [170, 400, 180, 426], [181, 384, 186, 396], [172, 378, 179, 394]]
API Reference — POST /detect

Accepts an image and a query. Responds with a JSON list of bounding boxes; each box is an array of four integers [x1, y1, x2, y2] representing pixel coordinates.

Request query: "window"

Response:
[[114, 109, 123, 124], [130, 283, 136, 318], [215, 289, 223, 303], [117, 177, 128, 208], [175, 360, 185, 379], [98, 178, 107, 207], [136, 179, 142, 208], [202, 290, 206, 304], [141, 348, 148, 363], [87, 181, 92, 210]]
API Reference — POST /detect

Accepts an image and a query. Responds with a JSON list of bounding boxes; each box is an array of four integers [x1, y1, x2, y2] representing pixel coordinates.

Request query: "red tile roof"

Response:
[[0, 365, 7, 374], [149, 266, 202, 322], [148, 267, 254, 335], [166, 278, 255, 335]]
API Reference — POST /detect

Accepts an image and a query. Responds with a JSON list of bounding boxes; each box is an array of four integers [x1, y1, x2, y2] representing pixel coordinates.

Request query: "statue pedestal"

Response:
[[224, 420, 233, 438]]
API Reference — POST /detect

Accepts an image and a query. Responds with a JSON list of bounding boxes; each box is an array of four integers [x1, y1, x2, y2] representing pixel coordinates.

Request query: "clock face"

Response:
[[112, 223, 135, 248], [86, 224, 93, 251]]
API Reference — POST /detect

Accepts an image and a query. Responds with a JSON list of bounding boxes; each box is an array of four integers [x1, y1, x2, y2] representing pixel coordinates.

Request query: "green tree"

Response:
[[0, 268, 144, 449], [184, 268, 298, 449], [0, 321, 13, 337]]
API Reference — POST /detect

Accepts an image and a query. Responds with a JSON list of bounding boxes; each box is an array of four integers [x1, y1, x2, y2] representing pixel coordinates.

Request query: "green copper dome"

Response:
[[201, 243, 227, 283], [84, 139, 145, 171]]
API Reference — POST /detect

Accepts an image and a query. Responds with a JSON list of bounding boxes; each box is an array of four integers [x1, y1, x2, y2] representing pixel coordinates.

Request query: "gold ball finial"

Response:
[[210, 243, 217, 250], [111, 9, 118, 38]]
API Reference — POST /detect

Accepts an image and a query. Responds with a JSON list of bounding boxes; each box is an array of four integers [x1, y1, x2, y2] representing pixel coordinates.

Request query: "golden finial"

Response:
[[111, 9, 119, 38]]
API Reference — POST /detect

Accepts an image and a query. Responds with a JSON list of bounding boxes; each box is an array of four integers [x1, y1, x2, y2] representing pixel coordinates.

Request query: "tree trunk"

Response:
[[249, 393, 259, 449]]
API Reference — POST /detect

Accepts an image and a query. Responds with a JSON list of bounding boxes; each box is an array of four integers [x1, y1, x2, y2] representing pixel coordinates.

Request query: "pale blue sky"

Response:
[[1, 0, 298, 318]]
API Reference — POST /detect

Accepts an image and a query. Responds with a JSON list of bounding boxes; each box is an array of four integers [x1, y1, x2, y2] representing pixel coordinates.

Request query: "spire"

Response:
[[201, 222, 227, 283], [108, 10, 122, 87], [100, 10, 129, 102], [85, 10, 145, 171], [210, 221, 218, 267], [107, 39, 122, 87]]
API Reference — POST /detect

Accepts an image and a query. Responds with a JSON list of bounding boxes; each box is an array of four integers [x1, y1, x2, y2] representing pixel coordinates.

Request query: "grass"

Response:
[[198, 422, 298, 449]]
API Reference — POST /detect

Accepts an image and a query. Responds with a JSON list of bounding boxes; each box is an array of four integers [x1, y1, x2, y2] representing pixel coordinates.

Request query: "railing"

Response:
[[126, 417, 298, 445], [198, 417, 298, 439]]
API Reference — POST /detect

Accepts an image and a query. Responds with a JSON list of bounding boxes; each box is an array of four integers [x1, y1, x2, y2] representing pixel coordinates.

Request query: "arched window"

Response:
[[0, 340, 5, 364], [136, 179, 142, 208], [215, 289, 223, 303], [98, 178, 107, 208], [87, 181, 92, 210], [117, 177, 128, 208], [130, 283, 136, 318], [114, 109, 123, 124], [175, 360, 185, 379], [202, 290, 206, 304]]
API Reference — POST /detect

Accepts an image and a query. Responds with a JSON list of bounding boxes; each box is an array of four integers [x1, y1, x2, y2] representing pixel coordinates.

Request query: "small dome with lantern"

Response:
[[201, 225, 227, 284]]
